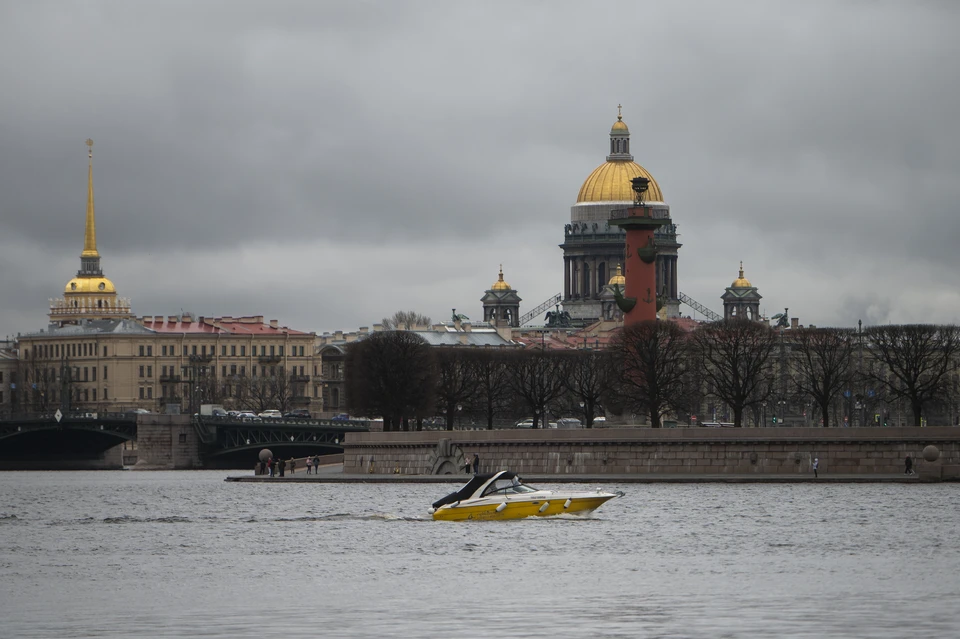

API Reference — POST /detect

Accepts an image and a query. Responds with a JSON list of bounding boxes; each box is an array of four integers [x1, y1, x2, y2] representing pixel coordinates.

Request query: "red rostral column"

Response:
[[608, 177, 668, 325]]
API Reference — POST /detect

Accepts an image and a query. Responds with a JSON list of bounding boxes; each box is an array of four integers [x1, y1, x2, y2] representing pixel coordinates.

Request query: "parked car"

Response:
[[127, 408, 152, 415], [258, 410, 282, 419], [331, 413, 351, 421], [515, 418, 535, 428], [556, 417, 582, 429], [283, 409, 311, 419], [237, 411, 259, 420]]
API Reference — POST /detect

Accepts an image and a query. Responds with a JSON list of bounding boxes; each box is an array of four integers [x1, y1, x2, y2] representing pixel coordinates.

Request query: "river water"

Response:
[[0, 471, 957, 638]]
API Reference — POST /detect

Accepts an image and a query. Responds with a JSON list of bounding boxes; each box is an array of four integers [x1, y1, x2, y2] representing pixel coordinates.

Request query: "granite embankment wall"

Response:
[[343, 427, 960, 479], [133, 414, 202, 469]]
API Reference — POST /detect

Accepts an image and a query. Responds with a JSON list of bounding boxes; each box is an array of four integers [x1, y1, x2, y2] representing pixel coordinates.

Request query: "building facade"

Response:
[[12, 141, 324, 417]]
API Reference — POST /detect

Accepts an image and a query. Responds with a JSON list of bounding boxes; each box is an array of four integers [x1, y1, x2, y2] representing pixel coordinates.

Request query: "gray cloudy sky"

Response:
[[2, 0, 959, 338]]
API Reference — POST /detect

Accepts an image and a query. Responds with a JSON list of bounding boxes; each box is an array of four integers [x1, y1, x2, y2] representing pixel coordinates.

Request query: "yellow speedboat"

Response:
[[429, 471, 623, 521]]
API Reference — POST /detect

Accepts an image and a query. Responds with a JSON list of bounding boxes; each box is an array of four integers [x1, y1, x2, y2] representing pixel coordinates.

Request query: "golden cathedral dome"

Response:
[[608, 264, 625, 287], [491, 265, 511, 291], [611, 117, 629, 132], [577, 161, 663, 203], [65, 276, 116, 294], [731, 263, 752, 288]]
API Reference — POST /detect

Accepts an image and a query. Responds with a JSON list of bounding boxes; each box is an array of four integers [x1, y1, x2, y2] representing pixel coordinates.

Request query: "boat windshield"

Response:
[[482, 478, 539, 497]]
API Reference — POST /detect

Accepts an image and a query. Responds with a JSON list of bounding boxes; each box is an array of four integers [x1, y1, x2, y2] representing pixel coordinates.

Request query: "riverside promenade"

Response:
[[225, 465, 921, 483]]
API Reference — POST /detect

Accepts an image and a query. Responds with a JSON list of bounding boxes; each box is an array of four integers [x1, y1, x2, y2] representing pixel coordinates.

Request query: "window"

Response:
[[103, 346, 107, 357], [92, 389, 97, 401], [162, 345, 167, 356], [84, 389, 89, 401], [162, 385, 167, 398], [222, 345, 227, 356], [299, 366, 304, 375], [103, 388, 107, 400], [278, 346, 283, 356], [82, 343, 87, 357], [313, 385, 317, 398], [139, 366, 144, 378], [139, 345, 145, 357], [92, 367, 97, 382], [147, 366, 152, 378], [241, 346, 246, 356], [231, 345, 236, 356], [139, 388, 144, 399], [192, 345, 197, 356], [147, 346, 153, 357], [240, 366, 245, 377], [183, 345, 188, 356], [83, 367, 88, 381], [222, 365, 227, 377], [147, 387, 153, 399], [104, 366, 108, 380], [270, 345, 275, 356], [201, 345, 206, 356], [178, 433, 187, 444], [230, 365, 237, 375]]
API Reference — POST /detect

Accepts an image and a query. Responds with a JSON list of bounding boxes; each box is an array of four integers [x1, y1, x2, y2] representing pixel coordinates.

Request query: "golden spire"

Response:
[[81, 138, 99, 258], [617, 104, 622, 120]]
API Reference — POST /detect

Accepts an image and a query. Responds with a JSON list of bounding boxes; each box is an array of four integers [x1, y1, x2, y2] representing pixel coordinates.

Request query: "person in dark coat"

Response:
[[278, 458, 286, 477], [472, 453, 480, 474], [905, 455, 914, 475]]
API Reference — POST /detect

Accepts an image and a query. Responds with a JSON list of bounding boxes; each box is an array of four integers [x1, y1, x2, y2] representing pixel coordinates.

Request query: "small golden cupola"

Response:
[[49, 139, 133, 326], [731, 261, 752, 288], [608, 264, 626, 287], [482, 264, 522, 328], [491, 265, 511, 291]]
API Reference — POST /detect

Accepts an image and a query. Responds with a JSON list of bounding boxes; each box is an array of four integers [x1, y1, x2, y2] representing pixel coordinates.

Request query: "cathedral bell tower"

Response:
[[481, 265, 521, 327]]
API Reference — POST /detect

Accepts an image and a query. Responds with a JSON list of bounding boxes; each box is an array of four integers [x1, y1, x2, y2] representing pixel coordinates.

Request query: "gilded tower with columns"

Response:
[[48, 140, 133, 326], [721, 262, 762, 321], [560, 107, 681, 324], [481, 265, 522, 327]]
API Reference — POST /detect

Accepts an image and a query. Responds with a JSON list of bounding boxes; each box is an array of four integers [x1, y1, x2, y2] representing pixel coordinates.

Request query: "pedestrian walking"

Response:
[[278, 457, 286, 477], [812, 457, 819, 479], [313, 455, 320, 473], [289, 458, 296, 475], [306, 456, 313, 475], [905, 455, 914, 475], [472, 453, 480, 475], [267, 458, 274, 477]]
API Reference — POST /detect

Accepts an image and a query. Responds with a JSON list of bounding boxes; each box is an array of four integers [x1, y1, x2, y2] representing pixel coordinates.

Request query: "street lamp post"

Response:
[[579, 400, 586, 426], [456, 404, 463, 430]]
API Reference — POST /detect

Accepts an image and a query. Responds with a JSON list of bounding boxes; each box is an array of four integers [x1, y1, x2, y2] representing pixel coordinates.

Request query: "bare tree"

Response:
[[561, 349, 617, 427], [469, 349, 513, 429], [505, 349, 567, 428], [435, 348, 479, 431], [381, 310, 432, 330], [693, 319, 777, 428], [271, 367, 291, 413], [345, 331, 437, 431], [790, 328, 856, 428], [609, 321, 691, 427], [238, 374, 274, 414], [865, 324, 960, 427]]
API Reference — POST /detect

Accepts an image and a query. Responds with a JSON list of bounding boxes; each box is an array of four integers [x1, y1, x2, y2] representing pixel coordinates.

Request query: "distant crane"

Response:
[[678, 292, 722, 322]]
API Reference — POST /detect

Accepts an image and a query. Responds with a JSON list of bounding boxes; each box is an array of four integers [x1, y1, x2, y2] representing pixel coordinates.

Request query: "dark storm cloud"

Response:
[[1, 0, 959, 336]]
